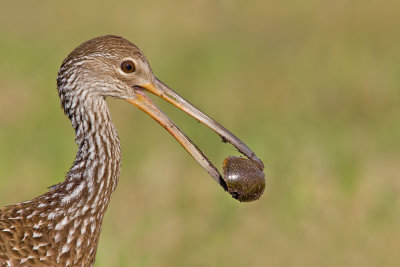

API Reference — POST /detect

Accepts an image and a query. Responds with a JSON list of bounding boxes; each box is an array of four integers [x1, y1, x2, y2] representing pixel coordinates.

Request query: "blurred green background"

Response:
[[1, 0, 399, 266]]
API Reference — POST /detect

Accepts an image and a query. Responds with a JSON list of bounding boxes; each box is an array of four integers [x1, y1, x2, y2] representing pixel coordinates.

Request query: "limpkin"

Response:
[[0, 35, 265, 266]]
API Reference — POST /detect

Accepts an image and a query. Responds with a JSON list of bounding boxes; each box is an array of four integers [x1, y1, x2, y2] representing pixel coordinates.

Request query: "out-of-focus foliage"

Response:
[[0, 1, 399, 266]]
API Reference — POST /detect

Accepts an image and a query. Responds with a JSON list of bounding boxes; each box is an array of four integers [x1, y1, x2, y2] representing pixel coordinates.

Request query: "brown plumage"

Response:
[[0, 35, 263, 266]]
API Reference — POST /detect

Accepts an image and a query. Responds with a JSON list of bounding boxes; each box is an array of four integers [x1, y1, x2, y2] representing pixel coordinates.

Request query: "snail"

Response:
[[222, 156, 265, 202]]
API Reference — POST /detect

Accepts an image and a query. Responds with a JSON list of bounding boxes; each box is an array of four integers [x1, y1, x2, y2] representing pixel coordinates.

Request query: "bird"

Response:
[[0, 35, 263, 266]]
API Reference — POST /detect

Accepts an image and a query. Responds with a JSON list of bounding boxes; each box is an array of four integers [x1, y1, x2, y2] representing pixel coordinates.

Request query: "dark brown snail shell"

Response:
[[222, 156, 265, 202]]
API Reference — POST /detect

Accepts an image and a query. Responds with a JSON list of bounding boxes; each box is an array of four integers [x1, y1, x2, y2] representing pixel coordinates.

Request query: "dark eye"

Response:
[[121, 60, 135, 73]]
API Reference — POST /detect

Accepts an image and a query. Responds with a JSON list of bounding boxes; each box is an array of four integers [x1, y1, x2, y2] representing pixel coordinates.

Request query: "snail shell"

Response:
[[222, 156, 265, 202]]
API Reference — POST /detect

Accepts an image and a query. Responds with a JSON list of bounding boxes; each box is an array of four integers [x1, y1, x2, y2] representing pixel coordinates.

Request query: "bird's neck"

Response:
[[66, 96, 122, 197], [39, 96, 122, 264]]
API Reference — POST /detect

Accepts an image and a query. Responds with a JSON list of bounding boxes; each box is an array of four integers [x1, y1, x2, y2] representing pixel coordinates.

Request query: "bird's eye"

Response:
[[121, 60, 135, 73]]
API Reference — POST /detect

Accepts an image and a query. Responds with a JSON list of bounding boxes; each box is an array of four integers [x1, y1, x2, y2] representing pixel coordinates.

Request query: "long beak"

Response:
[[126, 78, 264, 191]]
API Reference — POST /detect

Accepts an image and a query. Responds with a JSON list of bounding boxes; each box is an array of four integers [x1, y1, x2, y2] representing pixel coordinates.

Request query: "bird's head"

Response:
[[57, 35, 156, 100], [57, 35, 265, 202]]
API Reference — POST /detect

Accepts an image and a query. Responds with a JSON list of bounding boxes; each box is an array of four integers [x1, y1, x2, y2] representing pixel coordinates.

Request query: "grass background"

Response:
[[1, 0, 399, 266]]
